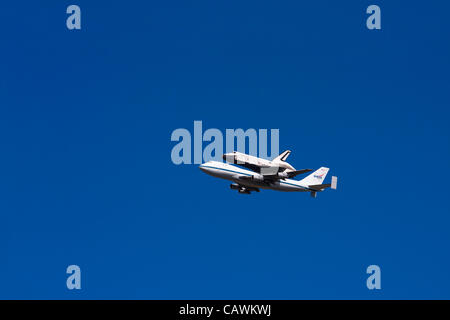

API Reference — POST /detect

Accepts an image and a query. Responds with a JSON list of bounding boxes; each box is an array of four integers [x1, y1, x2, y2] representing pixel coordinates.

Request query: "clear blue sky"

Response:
[[1, 1, 449, 299]]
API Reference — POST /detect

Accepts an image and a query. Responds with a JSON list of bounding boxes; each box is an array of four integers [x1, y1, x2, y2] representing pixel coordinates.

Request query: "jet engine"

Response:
[[276, 172, 288, 179], [250, 173, 264, 181]]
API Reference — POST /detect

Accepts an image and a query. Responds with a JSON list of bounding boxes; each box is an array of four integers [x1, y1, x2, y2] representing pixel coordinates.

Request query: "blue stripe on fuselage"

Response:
[[200, 165, 252, 176], [200, 165, 309, 190]]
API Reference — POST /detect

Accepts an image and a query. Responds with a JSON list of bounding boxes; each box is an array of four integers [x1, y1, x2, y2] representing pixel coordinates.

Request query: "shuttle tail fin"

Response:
[[273, 150, 291, 162]]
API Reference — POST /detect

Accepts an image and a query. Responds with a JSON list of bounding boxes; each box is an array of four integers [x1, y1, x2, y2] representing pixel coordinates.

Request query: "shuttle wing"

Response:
[[223, 151, 298, 175], [223, 152, 273, 173], [263, 169, 313, 180]]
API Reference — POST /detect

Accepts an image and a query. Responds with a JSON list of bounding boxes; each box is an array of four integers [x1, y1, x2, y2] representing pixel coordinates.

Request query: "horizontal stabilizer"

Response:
[[309, 176, 338, 191], [331, 176, 338, 190], [308, 183, 331, 191]]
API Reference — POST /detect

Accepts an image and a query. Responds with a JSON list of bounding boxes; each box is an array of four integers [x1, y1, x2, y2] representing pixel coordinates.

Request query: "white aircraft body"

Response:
[[200, 150, 337, 197], [222, 150, 295, 175]]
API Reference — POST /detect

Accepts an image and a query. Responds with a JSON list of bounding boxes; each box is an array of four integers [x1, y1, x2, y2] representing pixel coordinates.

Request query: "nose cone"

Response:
[[199, 162, 217, 175], [199, 163, 209, 173]]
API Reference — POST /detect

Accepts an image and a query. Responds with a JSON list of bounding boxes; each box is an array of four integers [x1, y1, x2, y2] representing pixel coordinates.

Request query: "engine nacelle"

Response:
[[230, 183, 240, 190], [251, 173, 264, 181], [277, 172, 288, 179]]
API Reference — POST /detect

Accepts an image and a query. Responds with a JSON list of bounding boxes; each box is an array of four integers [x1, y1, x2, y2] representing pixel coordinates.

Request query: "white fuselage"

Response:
[[199, 161, 310, 192]]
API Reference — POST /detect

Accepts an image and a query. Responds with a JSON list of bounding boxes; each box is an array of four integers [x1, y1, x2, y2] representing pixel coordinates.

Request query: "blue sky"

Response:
[[1, 1, 450, 299]]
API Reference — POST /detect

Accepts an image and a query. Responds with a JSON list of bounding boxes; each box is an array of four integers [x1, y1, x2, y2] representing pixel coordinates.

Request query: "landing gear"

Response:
[[230, 183, 259, 194], [310, 191, 317, 198], [238, 188, 251, 194]]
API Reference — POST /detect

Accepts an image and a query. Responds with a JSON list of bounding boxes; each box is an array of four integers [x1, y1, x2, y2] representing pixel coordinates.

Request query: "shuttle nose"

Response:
[[199, 163, 208, 173], [223, 152, 235, 162]]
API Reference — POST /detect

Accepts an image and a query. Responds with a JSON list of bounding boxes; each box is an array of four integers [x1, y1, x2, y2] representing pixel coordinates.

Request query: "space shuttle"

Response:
[[222, 150, 311, 178]]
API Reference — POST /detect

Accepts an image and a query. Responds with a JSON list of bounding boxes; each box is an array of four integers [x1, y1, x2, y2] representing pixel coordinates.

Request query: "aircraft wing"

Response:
[[263, 169, 313, 180], [284, 169, 312, 178], [237, 169, 312, 182], [238, 175, 253, 180]]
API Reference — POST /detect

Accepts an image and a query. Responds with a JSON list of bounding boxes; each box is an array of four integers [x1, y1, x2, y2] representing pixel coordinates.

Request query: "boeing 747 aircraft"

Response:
[[199, 151, 337, 197]]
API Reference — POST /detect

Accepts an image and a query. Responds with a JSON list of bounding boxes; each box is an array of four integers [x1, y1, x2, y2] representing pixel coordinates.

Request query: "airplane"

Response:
[[199, 150, 337, 197]]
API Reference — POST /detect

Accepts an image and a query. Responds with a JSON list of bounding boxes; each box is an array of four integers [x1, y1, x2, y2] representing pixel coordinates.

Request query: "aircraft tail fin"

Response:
[[299, 167, 330, 186], [308, 176, 338, 191], [273, 150, 291, 162]]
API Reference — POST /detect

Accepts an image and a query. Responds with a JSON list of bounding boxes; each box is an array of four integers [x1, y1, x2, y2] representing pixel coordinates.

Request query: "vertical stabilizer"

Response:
[[299, 167, 330, 186]]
